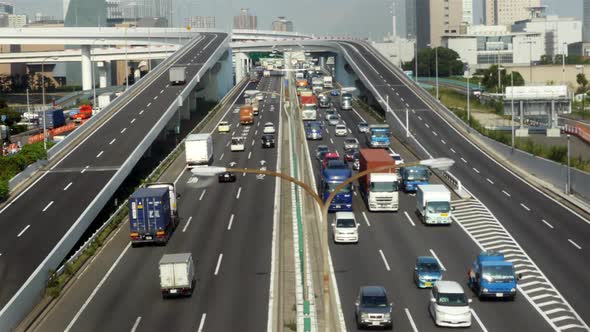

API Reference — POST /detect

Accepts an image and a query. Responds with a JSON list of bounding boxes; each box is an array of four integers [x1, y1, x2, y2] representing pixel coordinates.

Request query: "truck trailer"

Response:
[[129, 187, 177, 246], [169, 66, 186, 85], [159, 253, 195, 298]]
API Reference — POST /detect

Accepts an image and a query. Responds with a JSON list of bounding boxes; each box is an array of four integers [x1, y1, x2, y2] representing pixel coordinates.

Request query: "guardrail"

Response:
[[0, 33, 229, 331]]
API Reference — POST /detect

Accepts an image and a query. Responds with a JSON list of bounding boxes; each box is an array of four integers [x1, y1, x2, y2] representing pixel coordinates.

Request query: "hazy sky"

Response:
[[12, 0, 584, 40]]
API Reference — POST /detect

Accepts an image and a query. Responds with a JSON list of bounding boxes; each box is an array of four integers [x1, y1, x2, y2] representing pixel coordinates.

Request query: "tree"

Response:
[[402, 47, 464, 78], [480, 65, 525, 92], [577, 73, 588, 95]]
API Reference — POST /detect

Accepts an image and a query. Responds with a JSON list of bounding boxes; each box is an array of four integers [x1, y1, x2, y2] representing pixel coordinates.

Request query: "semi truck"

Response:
[[468, 251, 519, 300], [416, 184, 452, 224], [169, 66, 186, 85], [159, 253, 195, 298], [323, 76, 333, 88], [185, 133, 213, 168], [300, 94, 318, 121], [304, 121, 323, 140], [129, 187, 178, 246], [72, 105, 92, 123], [321, 162, 353, 212], [145, 182, 179, 220], [359, 149, 399, 212], [341, 92, 353, 110], [366, 124, 391, 148], [240, 105, 254, 124], [399, 165, 430, 192]]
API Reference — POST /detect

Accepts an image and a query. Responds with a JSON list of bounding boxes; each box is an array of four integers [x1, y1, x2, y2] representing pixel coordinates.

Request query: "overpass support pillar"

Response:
[[189, 90, 198, 114], [180, 98, 190, 120], [98, 60, 111, 88], [81, 45, 92, 91], [234, 52, 248, 84]]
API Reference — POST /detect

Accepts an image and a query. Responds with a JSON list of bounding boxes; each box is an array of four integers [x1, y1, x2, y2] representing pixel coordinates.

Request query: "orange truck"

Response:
[[240, 105, 254, 125], [72, 105, 93, 123]]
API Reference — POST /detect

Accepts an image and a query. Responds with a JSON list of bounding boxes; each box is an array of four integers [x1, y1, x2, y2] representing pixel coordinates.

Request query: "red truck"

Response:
[[72, 105, 93, 123]]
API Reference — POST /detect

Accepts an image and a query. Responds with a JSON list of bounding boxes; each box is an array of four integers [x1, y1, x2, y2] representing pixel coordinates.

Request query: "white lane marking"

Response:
[[172, 167, 185, 186], [214, 253, 223, 276], [429, 249, 447, 271], [96, 151, 104, 158], [42, 201, 54, 212], [236, 187, 242, 199], [64, 242, 131, 332], [521, 203, 531, 211], [425, 123, 430, 128], [255, 130, 258, 135], [121, 127, 127, 134], [252, 139, 255, 146], [197, 313, 207, 332], [404, 211, 416, 226], [441, 139, 446, 144], [432, 131, 438, 136], [450, 148, 456, 154], [470, 309, 488, 332], [17, 225, 31, 237], [502, 190, 511, 197], [147, 102, 152, 107], [404, 308, 419, 332], [362, 212, 371, 227], [109, 138, 116, 145], [486, 178, 494, 185], [226, 141, 230, 147], [330, 138, 334, 144], [139, 110, 144, 115], [541, 219, 554, 229], [219, 153, 224, 161], [153, 95, 158, 100], [160, 89, 164, 94], [568, 239, 582, 250], [461, 157, 467, 163], [81, 165, 89, 174], [130, 316, 142, 332], [199, 189, 206, 201], [418, 116, 422, 120], [130, 118, 136, 124], [379, 250, 391, 271], [473, 168, 480, 174], [63, 182, 73, 191], [227, 214, 235, 230], [182, 216, 193, 233], [248, 151, 252, 159]]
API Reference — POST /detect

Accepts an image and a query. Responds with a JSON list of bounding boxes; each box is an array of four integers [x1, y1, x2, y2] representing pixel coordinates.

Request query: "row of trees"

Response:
[[539, 54, 590, 65], [0, 73, 58, 93]]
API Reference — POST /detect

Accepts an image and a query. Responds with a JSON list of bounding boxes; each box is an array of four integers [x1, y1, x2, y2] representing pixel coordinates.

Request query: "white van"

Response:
[[429, 281, 472, 327], [332, 212, 359, 243]]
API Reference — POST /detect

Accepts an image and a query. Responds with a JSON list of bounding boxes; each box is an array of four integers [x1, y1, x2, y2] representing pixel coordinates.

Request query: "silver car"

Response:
[[325, 109, 337, 121], [327, 115, 340, 126], [355, 286, 393, 330], [343, 137, 359, 150], [357, 122, 369, 133]]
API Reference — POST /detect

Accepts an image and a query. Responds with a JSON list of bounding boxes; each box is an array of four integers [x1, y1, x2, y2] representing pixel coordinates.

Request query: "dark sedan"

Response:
[[218, 171, 236, 183], [261, 134, 275, 148]]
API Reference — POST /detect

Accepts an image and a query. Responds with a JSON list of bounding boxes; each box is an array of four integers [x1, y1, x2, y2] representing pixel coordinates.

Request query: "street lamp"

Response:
[[567, 134, 571, 195], [562, 42, 568, 84], [191, 157, 455, 331], [510, 70, 515, 150], [41, 56, 59, 151], [427, 43, 439, 100]]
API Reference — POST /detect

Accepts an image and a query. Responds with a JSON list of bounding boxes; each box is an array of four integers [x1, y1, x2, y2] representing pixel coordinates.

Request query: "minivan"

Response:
[[429, 281, 472, 327]]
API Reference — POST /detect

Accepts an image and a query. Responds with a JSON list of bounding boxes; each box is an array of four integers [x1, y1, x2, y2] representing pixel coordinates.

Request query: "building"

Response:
[[233, 8, 257, 30], [406, 0, 416, 39], [185, 16, 215, 29], [272, 16, 293, 32], [463, 0, 473, 25], [0, 13, 7, 27], [568, 0, 590, 57], [512, 13, 581, 58], [7, 14, 26, 27], [373, 36, 416, 67], [584, 0, 590, 43], [443, 25, 544, 71], [484, 0, 541, 26], [63, 0, 107, 27], [416, 0, 464, 49], [0, 2, 13, 14]]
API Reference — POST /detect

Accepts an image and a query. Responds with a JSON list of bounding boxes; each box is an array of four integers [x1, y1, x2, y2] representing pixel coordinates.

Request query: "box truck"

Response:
[[159, 253, 195, 298], [185, 133, 213, 168], [416, 184, 452, 225], [169, 66, 186, 85]]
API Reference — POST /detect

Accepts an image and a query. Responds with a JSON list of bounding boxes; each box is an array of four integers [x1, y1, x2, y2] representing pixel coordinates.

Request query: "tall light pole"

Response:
[[567, 134, 571, 195], [562, 42, 567, 84], [511, 71, 515, 150], [427, 44, 439, 99], [497, 49, 502, 93], [191, 158, 455, 331], [91, 38, 105, 110], [41, 56, 58, 151]]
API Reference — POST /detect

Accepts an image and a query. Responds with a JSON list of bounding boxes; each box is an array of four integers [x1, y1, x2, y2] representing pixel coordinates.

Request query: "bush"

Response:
[[0, 141, 50, 201]]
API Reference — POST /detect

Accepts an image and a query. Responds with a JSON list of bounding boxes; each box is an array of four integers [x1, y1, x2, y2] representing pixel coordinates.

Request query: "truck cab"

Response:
[[399, 165, 430, 192], [416, 184, 452, 225], [366, 124, 391, 148], [321, 162, 353, 212], [358, 149, 399, 212], [468, 251, 519, 300]]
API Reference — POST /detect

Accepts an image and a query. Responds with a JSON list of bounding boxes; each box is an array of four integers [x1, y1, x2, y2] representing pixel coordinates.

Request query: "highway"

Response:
[[336, 41, 589, 330], [0, 32, 227, 310], [31, 75, 282, 332]]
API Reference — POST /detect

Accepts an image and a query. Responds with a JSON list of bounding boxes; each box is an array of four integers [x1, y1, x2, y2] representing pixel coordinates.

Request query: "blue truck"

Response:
[[129, 187, 178, 247], [399, 165, 430, 192], [321, 161, 353, 212], [304, 121, 323, 140], [42, 109, 66, 129], [366, 124, 391, 148], [468, 251, 520, 300]]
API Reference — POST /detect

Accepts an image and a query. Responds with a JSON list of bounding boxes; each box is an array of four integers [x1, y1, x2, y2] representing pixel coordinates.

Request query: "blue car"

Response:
[[330, 90, 340, 96], [414, 256, 443, 288]]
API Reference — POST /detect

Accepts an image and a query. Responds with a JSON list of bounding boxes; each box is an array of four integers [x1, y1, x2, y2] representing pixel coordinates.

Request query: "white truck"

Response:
[[416, 184, 452, 225], [359, 149, 400, 212], [169, 66, 186, 85], [323, 76, 333, 89], [185, 133, 213, 168], [159, 253, 195, 298], [98, 92, 116, 111]]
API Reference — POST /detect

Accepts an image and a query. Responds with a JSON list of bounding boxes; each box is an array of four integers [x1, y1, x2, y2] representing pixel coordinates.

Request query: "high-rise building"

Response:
[[0, 13, 7, 27], [109, 0, 171, 24], [8, 14, 26, 27], [233, 8, 257, 30], [462, 0, 473, 25], [485, 0, 540, 26], [63, 0, 107, 27], [272, 16, 293, 32], [406, 0, 416, 39], [416, 0, 463, 49], [0, 2, 14, 15], [185, 16, 216, 29], [584, 0, 590, 43]]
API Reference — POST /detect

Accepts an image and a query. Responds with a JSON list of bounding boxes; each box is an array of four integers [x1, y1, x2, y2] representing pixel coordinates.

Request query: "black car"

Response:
[[261, 134, 275, 148], [218, 171, 236, 183]]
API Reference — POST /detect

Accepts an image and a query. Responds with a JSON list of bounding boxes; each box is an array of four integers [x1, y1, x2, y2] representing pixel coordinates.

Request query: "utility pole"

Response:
[[567, 134, 571, 195], [435, 46, 439, 100], [406, 108, 409, 137]]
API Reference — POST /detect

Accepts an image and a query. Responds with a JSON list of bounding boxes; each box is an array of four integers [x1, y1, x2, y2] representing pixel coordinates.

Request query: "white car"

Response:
[[263, 122, 276, 134], [230, 137, 245, 152], [332, 212, 359, 243], [217, 121, 230, 133], [390, 152, 404, 165], [335, 124, 347, 136], [429, 281, 472, 328], [256, 93, 264, 101]]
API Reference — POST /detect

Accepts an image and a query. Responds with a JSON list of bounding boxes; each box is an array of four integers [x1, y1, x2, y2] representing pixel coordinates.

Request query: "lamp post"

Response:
[[562, 42, 567, 84], [91, 38, 105, 110], [125, 27, 129, 90], [510, 71, 515, 150], [41, 56, 59, 151], [567, 134, 571, 195], [497, 49, 502, 93], [191, 157, 455, 331]]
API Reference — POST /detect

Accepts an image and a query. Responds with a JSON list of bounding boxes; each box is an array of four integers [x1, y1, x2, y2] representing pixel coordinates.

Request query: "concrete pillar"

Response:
[[98, 61, 111, 88], [189, 90, 197, 113], [234, 52, 248, 83], [180, 99, 190, 120], [547, 100, 560, 137], [81, 45, 92, 91], [516, 100, 529, 137]]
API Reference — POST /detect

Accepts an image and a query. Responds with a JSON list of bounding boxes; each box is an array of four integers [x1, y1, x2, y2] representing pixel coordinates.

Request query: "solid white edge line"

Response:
[[362, 211, 371, 227], [470, 309, 488, 332], [404, 211, 416, 227], [0, 172, 48, 214], [64, 242, 131, 332], [568, 239, 582, 250], [197, 313, 207, 332], [130, 316, 142, 332], [214, 253, 223, 276], [182, 216, 192, 233], [404, 308, 419, 332], [379, 249, 391, 271], [227, 214, 234, 230], [428, 249, 446, 271], [17, 225, 30, 238], [172, 166, 185, 186]]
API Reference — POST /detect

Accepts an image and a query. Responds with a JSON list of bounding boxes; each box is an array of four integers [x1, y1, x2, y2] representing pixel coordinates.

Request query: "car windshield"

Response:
[[325, 182, 352, 193], [345, 139, 357, 144], [427, 201, 450, 213], [361, 295, 388, 308], [263, 135, 274, 141], [417, 262, 440, 273], [329, 115, 338, 120], [437, 293, 468, 307], [232, 138, 243, 144], [336, 218, 356, 228], [482, 265, 515, 283], [405, 168, 428, 181], [370, 181, 398, 192], [359, 123, 368, 128]]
